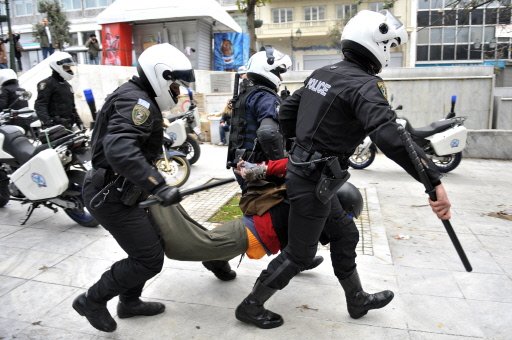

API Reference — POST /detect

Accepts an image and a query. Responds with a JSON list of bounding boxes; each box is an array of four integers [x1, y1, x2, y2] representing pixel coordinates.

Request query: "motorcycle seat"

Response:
[[0, 125, 48, 165], [410, 119, 455, 139]]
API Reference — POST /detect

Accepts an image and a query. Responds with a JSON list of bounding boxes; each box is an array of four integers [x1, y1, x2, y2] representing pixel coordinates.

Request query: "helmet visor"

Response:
[[164, 69, 195, 88], [381, 10, 408, 46]]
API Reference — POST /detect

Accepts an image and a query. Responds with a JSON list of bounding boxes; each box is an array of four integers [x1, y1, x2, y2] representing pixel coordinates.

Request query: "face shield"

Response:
[[163, 69, 196, 104], [57, 57, 76, 77], [380, 10, 408, 47]]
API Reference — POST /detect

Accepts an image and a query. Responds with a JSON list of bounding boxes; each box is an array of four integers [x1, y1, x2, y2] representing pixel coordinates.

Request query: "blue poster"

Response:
[[213, 32, 250, 71]]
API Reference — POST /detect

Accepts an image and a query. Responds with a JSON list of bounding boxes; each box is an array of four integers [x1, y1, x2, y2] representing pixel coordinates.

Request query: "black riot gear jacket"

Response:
[[227, 81, 280, 166], [90, 76, 166, 193], [34, 71, 83, 129], [0, 80, 29, 110], [279, 59, 442, 186]]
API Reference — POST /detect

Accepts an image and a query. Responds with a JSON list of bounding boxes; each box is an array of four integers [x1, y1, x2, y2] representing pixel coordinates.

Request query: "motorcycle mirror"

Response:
[[20, 91, 32, 101]]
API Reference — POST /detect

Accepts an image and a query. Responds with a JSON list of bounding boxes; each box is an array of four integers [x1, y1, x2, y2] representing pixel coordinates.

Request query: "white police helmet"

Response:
[[137, 43, 195, 112], [49, 51, 76, 81], [246, 47, 291, 90], [341, 10, 408, 72], [0, 69, 18, 86]]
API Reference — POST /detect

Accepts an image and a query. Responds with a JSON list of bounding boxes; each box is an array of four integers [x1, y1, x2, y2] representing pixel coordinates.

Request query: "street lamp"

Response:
[[290, 28, 302, 71]]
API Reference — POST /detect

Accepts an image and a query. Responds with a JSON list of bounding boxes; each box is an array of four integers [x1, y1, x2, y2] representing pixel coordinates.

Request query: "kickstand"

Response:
[[21, 203, 40, 225]]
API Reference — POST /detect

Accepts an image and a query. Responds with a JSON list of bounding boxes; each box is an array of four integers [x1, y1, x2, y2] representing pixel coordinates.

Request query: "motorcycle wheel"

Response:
[[433, 152, 462, 173], [0, 170, 10, 207], [155, 155, 191, 187], [64, 170, 99, 228], [177, 135, 201, 165], [348, 145, 376, 170]]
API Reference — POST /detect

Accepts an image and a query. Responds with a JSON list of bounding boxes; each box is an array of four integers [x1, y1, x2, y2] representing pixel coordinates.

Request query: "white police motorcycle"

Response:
[[349, 96, 468, 173], [0, 124, 98, 227]]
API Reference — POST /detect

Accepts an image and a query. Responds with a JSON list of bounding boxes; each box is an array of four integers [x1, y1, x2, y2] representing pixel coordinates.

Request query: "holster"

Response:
[[118, 178, 144, 207], [315, 157, 350, 204]]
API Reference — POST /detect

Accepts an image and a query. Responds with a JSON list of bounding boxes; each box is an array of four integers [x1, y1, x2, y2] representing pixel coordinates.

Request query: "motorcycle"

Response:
[[154, 130, 191, 188], [165, 89, 202, 165], [0, 124, 98, 227], [349, 96, 467, 173], [0, 90, 42, 141]]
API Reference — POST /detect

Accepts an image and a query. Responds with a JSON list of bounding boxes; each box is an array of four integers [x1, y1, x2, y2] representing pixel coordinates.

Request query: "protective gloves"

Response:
[[152, 185, 182, 207], [238, 161, 267, 182]]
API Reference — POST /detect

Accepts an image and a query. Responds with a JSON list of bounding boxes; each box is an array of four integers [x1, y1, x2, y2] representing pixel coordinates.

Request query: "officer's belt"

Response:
[[289, 143, 325, 163]]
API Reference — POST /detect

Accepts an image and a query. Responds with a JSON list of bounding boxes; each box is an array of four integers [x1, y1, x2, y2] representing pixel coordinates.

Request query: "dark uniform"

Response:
[[255, 59, 443, 289], [227, 80, 282, 191], [34, 71, 83, 129], [0, 79, 28, 110], [82, 76, 166, 306]]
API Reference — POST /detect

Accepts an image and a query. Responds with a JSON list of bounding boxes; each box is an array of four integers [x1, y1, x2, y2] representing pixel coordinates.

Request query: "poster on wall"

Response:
[[213, 32, 249, 72], [101, 23, 133, 66]]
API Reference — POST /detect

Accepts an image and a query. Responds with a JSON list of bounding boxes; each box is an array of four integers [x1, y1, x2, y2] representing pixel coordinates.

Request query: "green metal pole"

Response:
[[5, 0, 16, 71]]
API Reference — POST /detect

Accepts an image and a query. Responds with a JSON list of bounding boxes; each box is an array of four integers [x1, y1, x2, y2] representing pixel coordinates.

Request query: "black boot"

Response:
[[72, 292, 117, 332], [302, 256, 324, 271], [339, 270, 394, 319], [202, 260, 236, 281], [117, 298, 166, 319], [235, 280, 283, 329]]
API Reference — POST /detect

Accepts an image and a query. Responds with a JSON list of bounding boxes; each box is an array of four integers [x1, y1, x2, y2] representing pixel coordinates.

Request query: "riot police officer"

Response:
[[226, 47, 291, 192], [0, 69, 29, 110], [72, 43, 196, 333], [235, 10, 452, 329], [34, 51, 84, 129]]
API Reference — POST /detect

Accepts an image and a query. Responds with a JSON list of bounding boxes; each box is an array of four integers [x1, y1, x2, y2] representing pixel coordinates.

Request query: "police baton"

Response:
[[397, 126, 472, 272], [138, 177, 236, 208]]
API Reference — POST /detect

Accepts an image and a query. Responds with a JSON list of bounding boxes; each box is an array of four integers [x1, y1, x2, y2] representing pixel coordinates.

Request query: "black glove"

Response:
[[152, 185, 182, 207]]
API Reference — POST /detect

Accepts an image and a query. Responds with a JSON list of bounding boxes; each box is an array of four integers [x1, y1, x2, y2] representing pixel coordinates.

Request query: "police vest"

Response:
[[226, 83, 277, 166]]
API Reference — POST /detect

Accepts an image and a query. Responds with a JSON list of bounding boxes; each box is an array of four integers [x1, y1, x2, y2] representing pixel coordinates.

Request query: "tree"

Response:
[[33, 0, 71, 51], [236, 0, 271, 56]]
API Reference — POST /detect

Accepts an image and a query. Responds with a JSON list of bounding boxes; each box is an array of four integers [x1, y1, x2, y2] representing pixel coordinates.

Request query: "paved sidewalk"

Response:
[[0, 144, 511, 339]]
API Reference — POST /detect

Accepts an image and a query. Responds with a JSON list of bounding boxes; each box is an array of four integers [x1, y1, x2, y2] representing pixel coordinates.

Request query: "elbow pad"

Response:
[[256, 118, 284, 160]]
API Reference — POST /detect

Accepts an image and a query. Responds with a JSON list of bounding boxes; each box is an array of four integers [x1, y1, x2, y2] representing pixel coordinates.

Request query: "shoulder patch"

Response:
[[38, 82, 47, 91], [132, 103, 150, 125], [376, 81, 387, 100]]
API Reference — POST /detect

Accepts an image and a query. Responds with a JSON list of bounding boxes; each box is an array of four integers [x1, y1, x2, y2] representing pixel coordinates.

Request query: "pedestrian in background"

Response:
[[85, 33, 100, 65], [0, 40, 8, 69], [37, 18, 55, 59], [218, 100, 231, 145]]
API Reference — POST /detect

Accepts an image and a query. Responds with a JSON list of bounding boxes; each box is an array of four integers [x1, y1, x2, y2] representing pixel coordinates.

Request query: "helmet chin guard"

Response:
[[341, 10, 408, 72], [246, 47, 291, 90], [49, 51, 76, 81], [137, 43, 195, 112]]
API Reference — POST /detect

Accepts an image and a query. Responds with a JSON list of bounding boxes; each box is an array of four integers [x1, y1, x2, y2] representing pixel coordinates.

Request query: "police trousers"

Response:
[[82, 171, 164, 303], [258, 168, 359, 290]]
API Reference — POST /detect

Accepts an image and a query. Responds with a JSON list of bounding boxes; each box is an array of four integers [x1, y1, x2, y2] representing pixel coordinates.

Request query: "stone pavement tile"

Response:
[[0, 275, 26, 297], [16, 326, 99, 340], [396, 293, 485, 337], [74, 235, 127, 262], [33, 288, 118, 337], [1, 201, 75, 231], [0, 246, 68, 279], [453, 272, 512, 303], [33, 255, 114, 288], [467, 299, 512, 339], [492, 254, 512, 276], [475, 234, 512, 257], [0, 224, 24, 238], [0, 317, 32, 339], [395, 266, 464, 298], [0, 280, 77, 323], [0, 227, 59, 249], [408, 330, 480, 340]]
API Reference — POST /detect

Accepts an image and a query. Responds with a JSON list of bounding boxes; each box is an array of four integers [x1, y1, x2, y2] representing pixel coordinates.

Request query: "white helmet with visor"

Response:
[[246, 47, 291, 90], [137, 43, 195, 112], [49, 51, 76, 81], [341, 10, 408, 72]]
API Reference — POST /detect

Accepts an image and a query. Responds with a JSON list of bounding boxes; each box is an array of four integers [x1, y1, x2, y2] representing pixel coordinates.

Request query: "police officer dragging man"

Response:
[[72, 43, 234, 333], [235, 10, 452, 329], [34, 51, 84, 130]]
